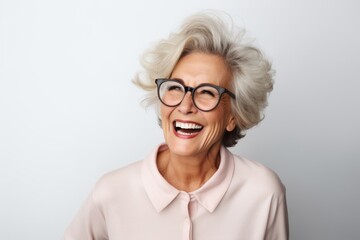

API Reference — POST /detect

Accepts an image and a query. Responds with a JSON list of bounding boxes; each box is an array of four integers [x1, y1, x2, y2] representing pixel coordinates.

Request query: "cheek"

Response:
[[205, 110, 228, 135], [160, 105, 169, 119], [160, 105, 174, 127], [207, 106, 233, 133], [160, 106, 170, 140], [200, 118, 226, 148]]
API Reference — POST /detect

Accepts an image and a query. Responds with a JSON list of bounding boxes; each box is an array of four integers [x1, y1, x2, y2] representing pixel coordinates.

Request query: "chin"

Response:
[[167, 140, 198, 156]]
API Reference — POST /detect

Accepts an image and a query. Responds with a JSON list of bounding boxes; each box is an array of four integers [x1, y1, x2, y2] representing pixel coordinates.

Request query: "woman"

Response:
[[64, 12, 289, 240]]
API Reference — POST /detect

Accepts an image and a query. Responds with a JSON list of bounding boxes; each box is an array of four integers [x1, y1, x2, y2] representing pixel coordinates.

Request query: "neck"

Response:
[[157, 145, 221, 192]]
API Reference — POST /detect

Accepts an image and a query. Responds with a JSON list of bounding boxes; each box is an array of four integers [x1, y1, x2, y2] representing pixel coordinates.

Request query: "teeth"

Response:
[[177, 131, 196, 136], [175, 121, 203, 129]]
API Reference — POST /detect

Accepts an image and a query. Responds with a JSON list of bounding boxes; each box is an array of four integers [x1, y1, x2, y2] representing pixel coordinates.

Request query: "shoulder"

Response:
[[100, 160, 143, 182], [90, 144, 163, 204], [231, 153, 286, 198], [90, 160, 144, 203]]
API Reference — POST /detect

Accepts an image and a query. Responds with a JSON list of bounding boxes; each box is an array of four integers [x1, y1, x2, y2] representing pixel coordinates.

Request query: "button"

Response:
[[180, 191, 190, 202]]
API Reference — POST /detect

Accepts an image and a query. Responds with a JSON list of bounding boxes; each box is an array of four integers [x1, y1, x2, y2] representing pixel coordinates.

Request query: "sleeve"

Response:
[[265, 188, 289, 240], [63, 191, 108, 240]]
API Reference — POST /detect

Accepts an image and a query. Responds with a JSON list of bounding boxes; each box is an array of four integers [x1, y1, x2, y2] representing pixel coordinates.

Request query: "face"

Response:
[[160, 52, 236, 158]]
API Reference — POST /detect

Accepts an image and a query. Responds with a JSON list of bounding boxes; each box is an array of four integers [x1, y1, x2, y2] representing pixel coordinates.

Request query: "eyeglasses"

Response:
[[155, 78, 236, 112]]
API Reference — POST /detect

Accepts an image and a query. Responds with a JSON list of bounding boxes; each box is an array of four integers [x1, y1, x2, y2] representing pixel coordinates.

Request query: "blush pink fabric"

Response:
[[64, 144, 288, 240]]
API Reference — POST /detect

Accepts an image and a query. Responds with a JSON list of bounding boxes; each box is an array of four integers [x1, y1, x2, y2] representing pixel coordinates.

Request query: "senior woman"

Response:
[[64, 12, 288, 240]]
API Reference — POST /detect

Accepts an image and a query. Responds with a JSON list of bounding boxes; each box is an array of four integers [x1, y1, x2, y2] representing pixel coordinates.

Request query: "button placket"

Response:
[[181, 192, 193, 240]]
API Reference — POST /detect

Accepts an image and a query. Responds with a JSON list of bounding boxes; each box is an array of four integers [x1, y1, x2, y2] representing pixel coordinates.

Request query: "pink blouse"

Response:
[[64, 144, 288, 240]]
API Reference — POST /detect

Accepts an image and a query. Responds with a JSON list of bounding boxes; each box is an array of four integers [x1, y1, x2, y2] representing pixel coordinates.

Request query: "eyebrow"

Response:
[[169, 77, 185, 84], [169, 78, 217, 87]]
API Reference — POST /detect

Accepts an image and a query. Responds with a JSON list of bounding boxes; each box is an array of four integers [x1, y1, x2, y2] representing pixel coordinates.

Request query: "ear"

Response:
[[226, 115, 236, 132]]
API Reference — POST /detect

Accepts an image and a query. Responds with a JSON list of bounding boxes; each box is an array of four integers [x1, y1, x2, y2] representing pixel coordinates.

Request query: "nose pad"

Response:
[[177, 92, 197, 114]]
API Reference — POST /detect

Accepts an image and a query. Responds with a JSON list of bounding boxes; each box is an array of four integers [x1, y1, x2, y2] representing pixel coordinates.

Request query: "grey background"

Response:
[[0, 0, 359, 239]]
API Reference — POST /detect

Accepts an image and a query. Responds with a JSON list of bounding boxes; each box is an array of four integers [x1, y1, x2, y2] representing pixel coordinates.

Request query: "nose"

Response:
[[177, 92, 197, 114]]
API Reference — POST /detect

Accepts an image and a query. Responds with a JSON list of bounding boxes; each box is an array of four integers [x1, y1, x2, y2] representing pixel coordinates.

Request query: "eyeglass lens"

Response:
[[158, 80, 221, 111]]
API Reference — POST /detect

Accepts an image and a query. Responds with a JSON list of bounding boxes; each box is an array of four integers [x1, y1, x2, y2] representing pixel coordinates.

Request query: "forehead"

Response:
[[170, 52, 232, 87]]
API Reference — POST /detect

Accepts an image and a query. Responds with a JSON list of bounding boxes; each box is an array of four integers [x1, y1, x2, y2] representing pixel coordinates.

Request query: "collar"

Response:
[[141, 144, 235, 213]]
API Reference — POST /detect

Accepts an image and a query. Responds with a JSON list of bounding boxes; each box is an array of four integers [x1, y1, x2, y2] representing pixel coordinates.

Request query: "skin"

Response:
[[157, 52, 236, 192]]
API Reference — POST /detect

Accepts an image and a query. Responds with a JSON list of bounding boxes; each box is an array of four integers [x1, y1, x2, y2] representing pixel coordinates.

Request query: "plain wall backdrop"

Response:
[[0, 0, 359, 239]]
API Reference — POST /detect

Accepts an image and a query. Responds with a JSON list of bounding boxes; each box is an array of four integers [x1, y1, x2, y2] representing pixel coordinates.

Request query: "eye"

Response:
[[197, 86, 219, 98], [199, 89, 216, 97], [167, 85, 183, 91]]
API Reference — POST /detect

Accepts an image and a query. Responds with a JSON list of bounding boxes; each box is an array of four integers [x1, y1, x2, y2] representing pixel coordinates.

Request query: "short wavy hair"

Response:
[[133, 11, 274, 147]]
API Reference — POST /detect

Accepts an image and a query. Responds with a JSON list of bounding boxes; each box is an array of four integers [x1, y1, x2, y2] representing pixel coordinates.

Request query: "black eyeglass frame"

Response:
[[155, 78, 236, 112]]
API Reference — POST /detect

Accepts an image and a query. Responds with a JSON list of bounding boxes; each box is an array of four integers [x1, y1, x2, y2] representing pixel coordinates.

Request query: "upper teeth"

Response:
[[175, 121, 202, 129]]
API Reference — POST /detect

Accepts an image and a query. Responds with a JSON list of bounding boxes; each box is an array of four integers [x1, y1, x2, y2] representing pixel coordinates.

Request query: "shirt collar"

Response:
[[141, 144, 235, 213]]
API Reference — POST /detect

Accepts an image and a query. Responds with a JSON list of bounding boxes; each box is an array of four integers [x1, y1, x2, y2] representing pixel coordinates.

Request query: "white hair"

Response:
[[133, 11, 274, 147]]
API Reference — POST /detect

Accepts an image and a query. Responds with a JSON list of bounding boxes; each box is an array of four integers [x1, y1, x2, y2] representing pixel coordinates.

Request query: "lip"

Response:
[[172, 119, 203, 139]]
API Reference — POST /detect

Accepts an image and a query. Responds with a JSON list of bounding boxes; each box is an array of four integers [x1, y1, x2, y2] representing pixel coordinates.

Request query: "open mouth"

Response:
[[174, 121, 203, 136]]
